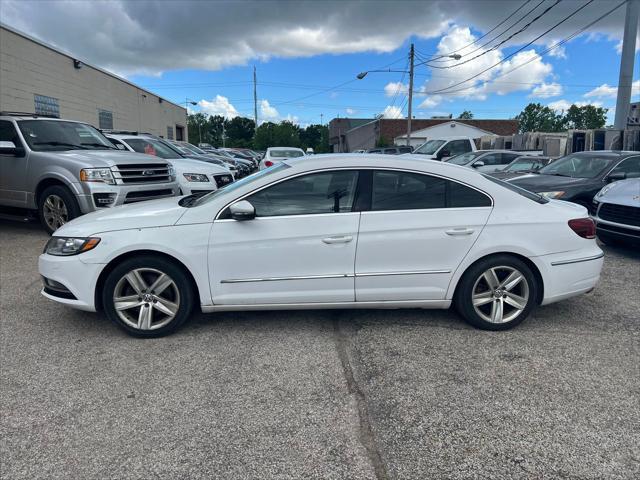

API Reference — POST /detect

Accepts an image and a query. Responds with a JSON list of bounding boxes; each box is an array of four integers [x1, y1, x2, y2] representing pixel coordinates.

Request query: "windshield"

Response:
[[269, 149, 304, 158], [414, 140, 445, 155], [538, 154, 615, 179], [482, 174, 549, 204], [176, 142, 205, 155], [18, 120, 115, 151], [124, 138, 180, 159], [447, 151, 483, 165], [192, 162, 290, 207]]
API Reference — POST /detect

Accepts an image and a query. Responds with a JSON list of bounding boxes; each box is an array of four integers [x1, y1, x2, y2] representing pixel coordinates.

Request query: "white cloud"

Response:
[[384, 82, 409, 97], [584, 80, 640, 99], [1, 1, 629, 76], [381, 106, 403, 119], [548, 99, 604, 112], [259, 99, 279, 121], [418, 96, 443, 108], [346, 108, 357, 115], [198, 95, 239, 118], [530, 82, 563, 99]]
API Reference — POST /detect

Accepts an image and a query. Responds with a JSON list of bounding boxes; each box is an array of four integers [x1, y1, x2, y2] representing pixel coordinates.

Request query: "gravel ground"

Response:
[[1, 220, 638, 479]]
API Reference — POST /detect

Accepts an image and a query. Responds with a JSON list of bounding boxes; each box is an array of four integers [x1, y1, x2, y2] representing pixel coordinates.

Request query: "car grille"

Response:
[[213, 174, 234, 188], [124, 189, 174, 203], [598, 203, 640, 227], [113, 164, 172, 184]]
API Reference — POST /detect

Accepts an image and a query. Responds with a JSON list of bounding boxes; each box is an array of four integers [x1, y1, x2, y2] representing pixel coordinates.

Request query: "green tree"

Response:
[[224, 116, 255, 147], [375, 135, 390, 148], [458, 110, 474, 119], [563, 104, 608, 130], [299, 124, 330, 152], [515, 103, 564, 133], [253, 122, 277, 150]]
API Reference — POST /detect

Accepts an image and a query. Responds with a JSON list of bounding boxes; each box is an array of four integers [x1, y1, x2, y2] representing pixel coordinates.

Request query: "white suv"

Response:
[[105, 133, 234, 195]]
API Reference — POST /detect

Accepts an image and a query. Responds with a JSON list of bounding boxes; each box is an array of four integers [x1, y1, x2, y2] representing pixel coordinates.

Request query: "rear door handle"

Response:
[[445, 228, 475, 236], [322, 235, 353, 244]]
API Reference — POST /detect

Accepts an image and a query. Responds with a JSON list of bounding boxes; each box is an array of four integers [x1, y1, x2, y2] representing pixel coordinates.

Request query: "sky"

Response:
[[1, 0, 639, 126]]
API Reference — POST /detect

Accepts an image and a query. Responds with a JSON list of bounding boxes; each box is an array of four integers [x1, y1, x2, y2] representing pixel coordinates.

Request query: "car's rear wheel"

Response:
[[38, 185, 81, 235], [455, 255, 538, 331], [102, 256, 195, 337]]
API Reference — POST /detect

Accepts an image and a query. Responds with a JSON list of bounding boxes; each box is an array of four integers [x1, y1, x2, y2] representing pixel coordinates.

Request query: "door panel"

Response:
[[0, 120, 29, 207], [210, 213, 360, 304], [355, 208, 491, 301]]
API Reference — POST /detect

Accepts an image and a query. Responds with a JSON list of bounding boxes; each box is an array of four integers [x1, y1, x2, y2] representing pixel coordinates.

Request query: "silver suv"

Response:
[[0, 114, 179, 233]]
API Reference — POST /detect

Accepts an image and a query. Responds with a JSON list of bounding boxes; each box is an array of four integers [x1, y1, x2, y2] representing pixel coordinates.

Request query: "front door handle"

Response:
[[445, 228, 475, 236], [322, 235, 353, 244]]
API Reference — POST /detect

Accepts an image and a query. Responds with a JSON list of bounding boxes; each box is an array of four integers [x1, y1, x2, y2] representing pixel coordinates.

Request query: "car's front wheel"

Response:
[[102, 256, 195, 337], [38, 185, 81, 234], [455, 255, 538, 331]]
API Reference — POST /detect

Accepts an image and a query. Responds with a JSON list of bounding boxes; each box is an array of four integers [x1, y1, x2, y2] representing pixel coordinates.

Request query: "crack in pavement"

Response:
[[332, 313, 388, 480]]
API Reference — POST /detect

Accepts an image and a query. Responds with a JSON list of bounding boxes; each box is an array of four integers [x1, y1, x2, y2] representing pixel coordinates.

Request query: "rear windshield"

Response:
[[269, 149, 304, 158], [482, 174, 549, 204]]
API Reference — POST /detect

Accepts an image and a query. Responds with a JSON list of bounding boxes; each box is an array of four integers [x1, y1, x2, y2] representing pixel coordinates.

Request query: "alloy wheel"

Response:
[[112, 268, 181, 331], [42, 194, 69, 231], [471, 266, 530, 324]]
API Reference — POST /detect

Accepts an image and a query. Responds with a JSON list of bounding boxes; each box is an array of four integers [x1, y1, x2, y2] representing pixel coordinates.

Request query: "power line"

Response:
[[425, 0, 564, 70], [424, 0, 596, 96]]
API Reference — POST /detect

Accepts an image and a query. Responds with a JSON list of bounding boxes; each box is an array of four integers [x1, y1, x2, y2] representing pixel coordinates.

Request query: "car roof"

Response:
[[569, 150, 637, 158]]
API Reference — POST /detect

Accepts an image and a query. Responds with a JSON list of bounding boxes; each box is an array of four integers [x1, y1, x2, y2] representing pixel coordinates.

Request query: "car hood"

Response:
[[53, 149, 167, 168], [598, 179, 640, 207], [53, 197, 187, 236], [508, 173, 594, 191], [491, 171, 535, 180], [170, 157, 230, 174]]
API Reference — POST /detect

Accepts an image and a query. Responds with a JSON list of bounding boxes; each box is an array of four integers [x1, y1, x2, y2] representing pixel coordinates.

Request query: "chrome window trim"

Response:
[[214, 166, 494, 221], [356, 269, 451, 277], [550, 252, 604, 266]]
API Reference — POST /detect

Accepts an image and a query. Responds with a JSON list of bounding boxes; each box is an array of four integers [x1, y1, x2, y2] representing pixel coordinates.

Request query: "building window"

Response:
[[98, 110, 113, 130], [34, 94, 60, 118], [166, 126, 174, 140]]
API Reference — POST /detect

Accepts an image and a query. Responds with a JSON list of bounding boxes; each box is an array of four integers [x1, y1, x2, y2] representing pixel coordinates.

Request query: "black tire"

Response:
[[454, 255, 538, 331], [38, 185, 81, 235], [102, 255, 195, 338]]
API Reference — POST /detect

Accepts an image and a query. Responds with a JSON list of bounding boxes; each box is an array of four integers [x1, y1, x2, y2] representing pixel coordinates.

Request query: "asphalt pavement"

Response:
[[1, 220, 638, 479]]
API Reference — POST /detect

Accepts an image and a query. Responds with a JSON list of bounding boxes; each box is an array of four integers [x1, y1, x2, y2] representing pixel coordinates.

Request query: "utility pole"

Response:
[[407, 43, 414, 147], [222, 121, 226, 148], [614, 0, 639, 130], [320, 113, 324, 125], [253, 66, 258, 131]]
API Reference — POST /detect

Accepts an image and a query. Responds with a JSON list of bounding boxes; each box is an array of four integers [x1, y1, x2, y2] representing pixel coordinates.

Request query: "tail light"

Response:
[[568, 218, 596, 239], [264, 160, 274, 167]]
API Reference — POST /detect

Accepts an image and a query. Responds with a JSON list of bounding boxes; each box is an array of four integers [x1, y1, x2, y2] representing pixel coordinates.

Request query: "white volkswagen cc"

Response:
[[39, 154, 604, 337]]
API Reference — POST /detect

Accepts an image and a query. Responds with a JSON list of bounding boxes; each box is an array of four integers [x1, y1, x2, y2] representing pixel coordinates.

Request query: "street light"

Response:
[[182, 98, 200, 143]]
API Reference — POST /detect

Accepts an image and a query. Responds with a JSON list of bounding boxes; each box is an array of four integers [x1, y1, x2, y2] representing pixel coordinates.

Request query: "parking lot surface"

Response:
[[1, 220, 639, 479]]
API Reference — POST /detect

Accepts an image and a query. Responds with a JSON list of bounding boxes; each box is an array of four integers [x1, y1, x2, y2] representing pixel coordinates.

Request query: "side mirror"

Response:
[[115, 144, 127, 150], [472, 160, 485, 168], [437, 149, 450, 160], [0, 141, 25, 156], [606, 172, 626, 182], [229, 200, 255, 221]]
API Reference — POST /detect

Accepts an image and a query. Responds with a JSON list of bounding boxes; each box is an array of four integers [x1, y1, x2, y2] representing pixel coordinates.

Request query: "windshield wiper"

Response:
[[81, 142, 117, 150], [547, 172, 572, 177], [33, 141, 88, 149]]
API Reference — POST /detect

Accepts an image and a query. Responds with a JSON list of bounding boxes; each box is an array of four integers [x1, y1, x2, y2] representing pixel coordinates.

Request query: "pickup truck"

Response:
[[410, 136, 477, 161], [0, 113, 179, 233]]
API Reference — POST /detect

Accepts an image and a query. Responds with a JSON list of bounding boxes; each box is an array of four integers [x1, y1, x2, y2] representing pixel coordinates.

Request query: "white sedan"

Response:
[[39, 155, 604, 337], [259, 147, 305, 169]]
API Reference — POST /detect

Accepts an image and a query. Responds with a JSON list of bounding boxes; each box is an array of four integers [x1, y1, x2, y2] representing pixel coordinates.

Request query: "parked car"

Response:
[[352, 149, 366, 154], [306, 147, 315, 155], [104, 133, 233, 196], [260, 147, 305, 169], [220, 148, 259, 168], [213, 149, 254, 176], [39, 154, 602, 338], [490, 156, 553, 180], [0, 114, 179, 233], [592, 178, 640, 247], [166, 140, 239, 178], [508, 151, 640, 213], [367, 146, 413, 155], [411, 136, 476, 161], [446, 150, 530, 173]]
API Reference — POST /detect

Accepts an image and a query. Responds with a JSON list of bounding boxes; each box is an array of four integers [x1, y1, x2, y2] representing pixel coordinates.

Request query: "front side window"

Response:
[[446, 140, 473, 156], [447, 151, 483, 166], [17, 120, 115, 151], [0, 120, 21, 145], [479, 153, 501, 166], [247, 170, 359, 217], [371, 170, 491, 211], [609, 156, 640, 178], [125, 138, 178, 159]]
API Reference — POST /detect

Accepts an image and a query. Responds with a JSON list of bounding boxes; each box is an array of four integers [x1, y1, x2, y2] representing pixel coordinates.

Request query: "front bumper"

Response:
[[38, 253, 104, 311], [594, 216, 640, 243], [74, 181, 180, 214]]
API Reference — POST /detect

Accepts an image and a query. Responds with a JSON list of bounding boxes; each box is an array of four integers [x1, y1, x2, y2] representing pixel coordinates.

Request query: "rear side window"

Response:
[[372, 170, 491, 211]]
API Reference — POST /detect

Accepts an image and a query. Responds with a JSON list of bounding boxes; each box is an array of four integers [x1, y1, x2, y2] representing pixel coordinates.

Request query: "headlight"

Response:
[[45, 237, 101, 256], [539, 191, 565, 199], [183, 173, 209, 182], [79, 168, 115, 184], [167, 164, 175, 177], [595, 183, 616, 199]]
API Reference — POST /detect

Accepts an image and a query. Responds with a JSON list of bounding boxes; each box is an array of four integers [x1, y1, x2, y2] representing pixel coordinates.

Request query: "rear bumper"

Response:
[[532, 248, 604, 306]]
